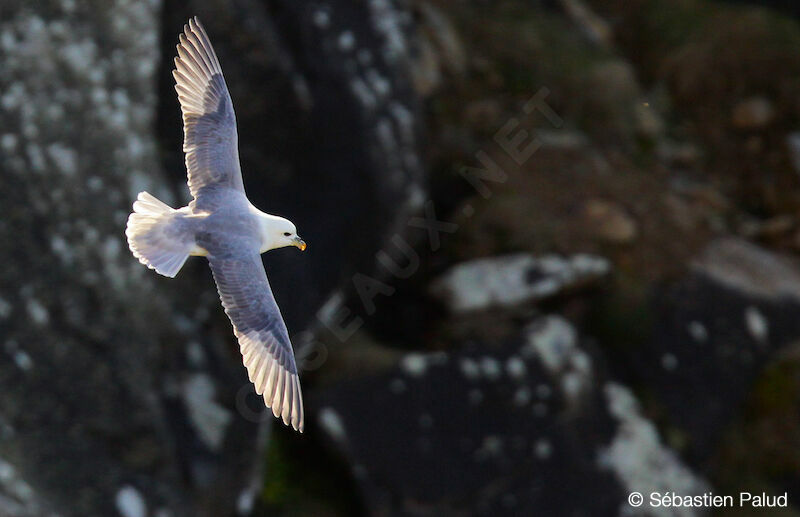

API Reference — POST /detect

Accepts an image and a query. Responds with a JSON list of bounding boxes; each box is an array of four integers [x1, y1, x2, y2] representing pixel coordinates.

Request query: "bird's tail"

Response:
[[126, 192, 192, 278]]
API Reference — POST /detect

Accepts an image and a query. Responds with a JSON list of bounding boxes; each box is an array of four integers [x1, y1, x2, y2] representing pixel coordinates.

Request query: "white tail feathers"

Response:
[[126, 192, 192, 278]]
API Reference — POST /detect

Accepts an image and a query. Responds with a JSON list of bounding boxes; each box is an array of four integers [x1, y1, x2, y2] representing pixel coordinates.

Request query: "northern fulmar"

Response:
[[126, 17, 306, 432]]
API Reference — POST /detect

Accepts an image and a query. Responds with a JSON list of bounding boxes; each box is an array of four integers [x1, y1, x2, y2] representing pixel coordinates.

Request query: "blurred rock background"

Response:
[[1, 0, 800, 516]]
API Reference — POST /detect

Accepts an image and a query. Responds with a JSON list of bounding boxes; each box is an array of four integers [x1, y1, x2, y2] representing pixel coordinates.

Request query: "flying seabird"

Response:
[[125, 17, 306, 432]]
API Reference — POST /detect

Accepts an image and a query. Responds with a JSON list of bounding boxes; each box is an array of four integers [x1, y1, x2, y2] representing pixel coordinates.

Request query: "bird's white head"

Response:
[[258, 214, 306, 253]]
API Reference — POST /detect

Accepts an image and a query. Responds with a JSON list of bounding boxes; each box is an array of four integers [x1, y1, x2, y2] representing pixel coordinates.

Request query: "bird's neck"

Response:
[[251, 205, 283, 253]]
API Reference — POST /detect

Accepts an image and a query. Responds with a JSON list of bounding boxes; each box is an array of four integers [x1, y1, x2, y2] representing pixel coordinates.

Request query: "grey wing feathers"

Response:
[[173, 17, 244, 206], [206, 250, 304, 432]]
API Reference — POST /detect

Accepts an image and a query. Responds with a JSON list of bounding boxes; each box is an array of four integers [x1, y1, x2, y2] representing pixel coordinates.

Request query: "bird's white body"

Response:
[[128, 192, 303, 270], [181, 204, 301, 256]]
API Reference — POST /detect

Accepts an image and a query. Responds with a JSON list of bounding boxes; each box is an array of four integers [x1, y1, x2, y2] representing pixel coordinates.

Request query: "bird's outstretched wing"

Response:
[[173, 17, 244, 208], [204, 240, 304, 432]]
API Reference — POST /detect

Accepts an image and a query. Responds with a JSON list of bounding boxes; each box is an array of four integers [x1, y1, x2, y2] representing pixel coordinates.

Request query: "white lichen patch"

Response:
[[350, 78, 377, 109], [523, 316, 576, 368], [312, 9, 331, 29], [429, 253, 610, 313], [366, 69, 390, 99], [400, 351, 446, 377], [661, 353, 678, 372], [0, 457, 36, 509], [744, 305, 768, 344], [337, 31, 356, 52], [561, 372, 584, 399], [505, 356, 527, 380], [522, 316, 593, 401], [181, 374, 231, 452], [474, 434, 504, 462], [368, 0, 409, 62], [237, 485, 256, 516], [389, 101, 413, 141], [479, 356, 501, 381], [376, 118, 397, 157], [87, 175, 104, 191], [0, 133, 17, 151], [50, 235, 73, 265], [26, 143, 46, 172], [186, 341, 205, 367], [533, 439, 552, 460], [319, 407, 347, 443], [115, 485, 147, 517], [13, 351, 33, 371], [0, 297, 11, 319], [598, 383, 709, 517], [25, 298, 49, 326], [101, 236, 121, 261], [62, 39, 98, 75], [401, 353, 428, 377], [687, 321, 708, 343], [459, 357, 481, 381]]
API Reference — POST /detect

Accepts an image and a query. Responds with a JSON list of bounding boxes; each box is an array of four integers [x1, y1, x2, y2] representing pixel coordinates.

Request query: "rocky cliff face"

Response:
[[3, 0, 800, 515], [306, 0, 800, 514], [0, 1, 426, 515], [0, 2, 198, 515], [313, 315, 709, 516]]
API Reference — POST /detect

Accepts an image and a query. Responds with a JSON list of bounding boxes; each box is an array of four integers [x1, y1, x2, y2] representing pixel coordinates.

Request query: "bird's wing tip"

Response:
[[187, 17, 206, 37], [259, 370, 305, 434]]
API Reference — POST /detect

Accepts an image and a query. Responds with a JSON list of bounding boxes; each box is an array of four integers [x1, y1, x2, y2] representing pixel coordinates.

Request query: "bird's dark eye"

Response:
[[283, 232, 291, 237]]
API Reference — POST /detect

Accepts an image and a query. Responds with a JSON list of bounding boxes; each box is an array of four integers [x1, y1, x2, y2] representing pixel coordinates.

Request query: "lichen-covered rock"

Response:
[[631, 238, 800, 457], [0, 2, 267, 516], [429, 253, 610, 313], [313, 316, 707, 516], [598, 383, 712, 517]]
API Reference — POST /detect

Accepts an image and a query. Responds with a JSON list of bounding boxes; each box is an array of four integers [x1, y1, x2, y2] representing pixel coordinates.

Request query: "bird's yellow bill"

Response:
[[294, 237, 307, 251]]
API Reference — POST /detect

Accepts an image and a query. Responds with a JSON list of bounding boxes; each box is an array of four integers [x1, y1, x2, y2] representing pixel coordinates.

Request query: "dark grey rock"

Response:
[[633, 238, 800, 457], [313, 316, 707, 516]]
